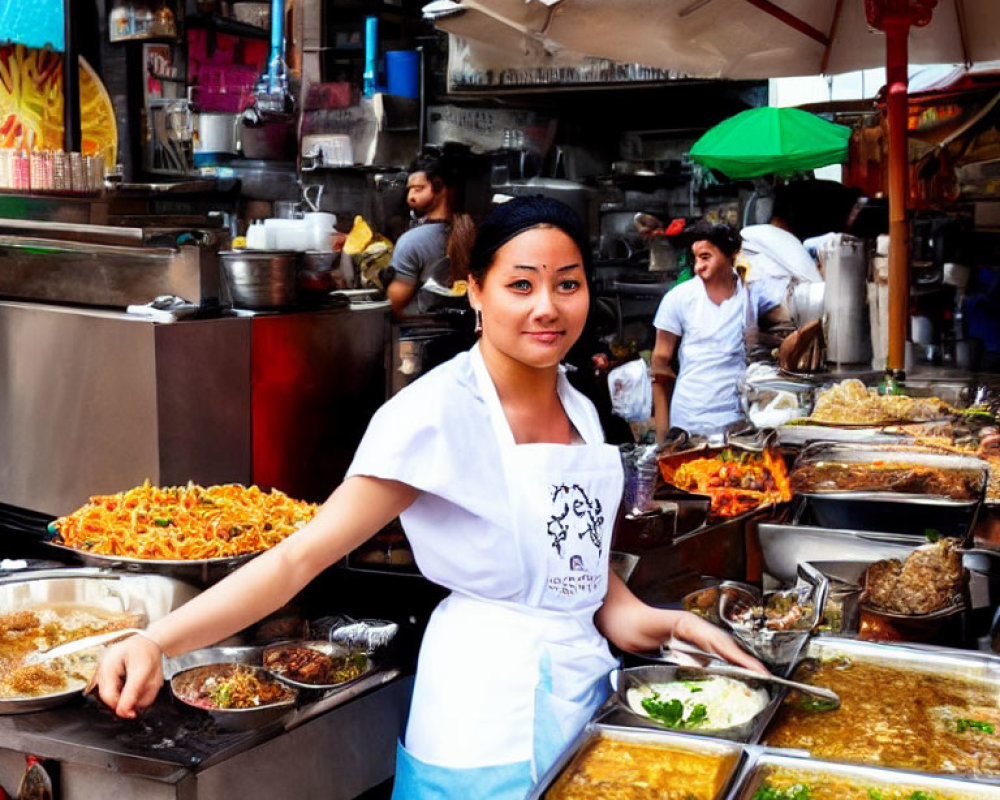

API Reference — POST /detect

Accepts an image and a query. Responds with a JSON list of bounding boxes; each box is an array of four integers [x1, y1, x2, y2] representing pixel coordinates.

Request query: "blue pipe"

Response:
[[363, 15, 378, 98], [268, 0, 284, 94]]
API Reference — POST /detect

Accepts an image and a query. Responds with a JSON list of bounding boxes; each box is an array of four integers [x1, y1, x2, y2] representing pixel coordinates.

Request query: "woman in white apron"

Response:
[[95, 198, 763, 800]]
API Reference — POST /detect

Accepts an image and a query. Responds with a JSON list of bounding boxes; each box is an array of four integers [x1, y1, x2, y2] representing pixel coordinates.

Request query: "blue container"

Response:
[[386, 50, 420, 99]]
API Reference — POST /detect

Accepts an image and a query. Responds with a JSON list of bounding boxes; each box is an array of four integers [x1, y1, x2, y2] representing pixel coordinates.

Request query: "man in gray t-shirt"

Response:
[[390, 220, 452, 316], [387, 154, 455, 318]]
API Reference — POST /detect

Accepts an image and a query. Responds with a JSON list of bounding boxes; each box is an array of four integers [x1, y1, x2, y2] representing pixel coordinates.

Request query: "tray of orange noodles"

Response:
[[45, 480, 320, 583], [657, 442, 792, 520]]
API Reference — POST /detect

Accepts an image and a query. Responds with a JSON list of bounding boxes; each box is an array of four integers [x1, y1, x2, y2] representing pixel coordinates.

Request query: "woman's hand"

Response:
[[672, 611, 767, 674], [94, 634, 165, 719], [596, 572, 767, 674]]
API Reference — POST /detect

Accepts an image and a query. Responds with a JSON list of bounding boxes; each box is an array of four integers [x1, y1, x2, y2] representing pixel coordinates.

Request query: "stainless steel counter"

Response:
[[0, 672, 411, 800]]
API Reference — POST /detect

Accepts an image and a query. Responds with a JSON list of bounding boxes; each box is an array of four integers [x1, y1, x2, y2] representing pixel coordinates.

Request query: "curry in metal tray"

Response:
[[545, 734, 738, 800], [751, 764, 993, 800], [764, 657, 1000, 776]]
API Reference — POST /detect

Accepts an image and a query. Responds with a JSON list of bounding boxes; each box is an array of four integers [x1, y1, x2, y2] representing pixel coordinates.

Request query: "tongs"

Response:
[[25, 628, 145, 665], [661, 637, 840, 710]]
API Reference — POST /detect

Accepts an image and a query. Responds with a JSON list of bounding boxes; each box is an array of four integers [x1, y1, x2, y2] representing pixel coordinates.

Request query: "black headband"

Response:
[[469, 196, 591, 280]]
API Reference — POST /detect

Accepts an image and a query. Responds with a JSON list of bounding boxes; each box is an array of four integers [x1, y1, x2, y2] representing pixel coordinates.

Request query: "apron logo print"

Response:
[[546, 484, 604, 559]]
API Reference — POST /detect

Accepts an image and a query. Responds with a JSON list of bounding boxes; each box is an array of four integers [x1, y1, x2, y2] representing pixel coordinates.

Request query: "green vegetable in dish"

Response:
[[752, 781, 812, 800], [639, 694, 708, 729], [955, 718, 995, 734]]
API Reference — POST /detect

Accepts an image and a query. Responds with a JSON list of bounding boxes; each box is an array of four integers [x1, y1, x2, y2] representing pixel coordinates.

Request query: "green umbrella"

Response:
[[689, 106, 851, 180]]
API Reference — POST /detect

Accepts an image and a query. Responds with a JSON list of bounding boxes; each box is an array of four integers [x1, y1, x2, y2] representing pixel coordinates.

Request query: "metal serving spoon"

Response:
[[660, 638, 840, 709], [25, 628, 145, 665]]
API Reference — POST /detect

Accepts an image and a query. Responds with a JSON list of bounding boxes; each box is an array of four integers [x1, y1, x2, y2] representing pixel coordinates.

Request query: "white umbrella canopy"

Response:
[[426, 0, 1000, 80], [426, 0, 1000, 374]]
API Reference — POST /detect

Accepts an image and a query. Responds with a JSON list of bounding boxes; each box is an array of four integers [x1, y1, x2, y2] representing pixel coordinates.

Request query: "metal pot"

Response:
[[219, 250, 299, 309], [193, 112, 240, 155]]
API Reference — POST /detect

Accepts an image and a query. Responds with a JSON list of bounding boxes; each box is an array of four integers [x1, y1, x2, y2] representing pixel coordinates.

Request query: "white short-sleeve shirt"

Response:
[[346, 347, 607, 602], [653, 276, 781, 434]]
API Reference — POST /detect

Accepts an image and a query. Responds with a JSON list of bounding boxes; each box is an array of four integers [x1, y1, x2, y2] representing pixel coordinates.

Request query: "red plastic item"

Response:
[[665, 218, 686, 236]]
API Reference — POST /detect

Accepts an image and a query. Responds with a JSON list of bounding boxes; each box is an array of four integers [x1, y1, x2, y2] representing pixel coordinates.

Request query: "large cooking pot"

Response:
[[219, 250, 299, 310]]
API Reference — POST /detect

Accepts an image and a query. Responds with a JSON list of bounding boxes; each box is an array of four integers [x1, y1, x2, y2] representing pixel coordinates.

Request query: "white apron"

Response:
[[392, 351, 623, 800], [670, 277, 754, 434]]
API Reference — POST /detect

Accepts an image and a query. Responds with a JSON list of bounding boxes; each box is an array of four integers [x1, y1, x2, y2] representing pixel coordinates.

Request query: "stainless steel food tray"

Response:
[[757, 523, 916, 585], [527, 722, 745, 800], [789, 445, 988, 540], [729, 750, 1000, 800], [758, 636, 1000, 784], [799, 635, 1000, 684]]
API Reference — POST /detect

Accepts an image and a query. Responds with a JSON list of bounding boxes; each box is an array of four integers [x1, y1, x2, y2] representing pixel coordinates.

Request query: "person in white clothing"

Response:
[[652, 223, 787, 441], [94, 198, 764, 800]]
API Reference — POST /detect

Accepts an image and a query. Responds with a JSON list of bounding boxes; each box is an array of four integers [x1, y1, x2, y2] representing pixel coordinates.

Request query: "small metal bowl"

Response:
[[719, 584, 819, 672], [682, 581, 757, 625], [169, 661, 297, 731]]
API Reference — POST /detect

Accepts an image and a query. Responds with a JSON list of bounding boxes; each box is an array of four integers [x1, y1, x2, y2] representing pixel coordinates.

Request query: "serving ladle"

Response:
[[659, 638, 841, 710]]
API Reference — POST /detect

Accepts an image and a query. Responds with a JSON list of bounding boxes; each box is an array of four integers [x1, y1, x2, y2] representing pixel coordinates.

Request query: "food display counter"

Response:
[[530, 637, 1000, 799]]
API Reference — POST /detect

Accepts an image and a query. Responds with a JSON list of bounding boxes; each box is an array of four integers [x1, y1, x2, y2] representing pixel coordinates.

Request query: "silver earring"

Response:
[[474, 309, 483, 335]]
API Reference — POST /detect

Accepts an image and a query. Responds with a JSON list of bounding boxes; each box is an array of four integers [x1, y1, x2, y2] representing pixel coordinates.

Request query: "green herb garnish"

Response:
[[752, 781, 812, 800], [868, 790, 887, 800], [640, 694, 708, 729], [154, 517, 173, 526], [924, 528, 941, 543], [909, 792, 938, 800], [956, 718, 995, 734]]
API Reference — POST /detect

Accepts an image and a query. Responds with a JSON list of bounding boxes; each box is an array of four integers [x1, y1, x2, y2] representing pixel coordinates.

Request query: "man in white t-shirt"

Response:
[[651, 223, 788, 440]]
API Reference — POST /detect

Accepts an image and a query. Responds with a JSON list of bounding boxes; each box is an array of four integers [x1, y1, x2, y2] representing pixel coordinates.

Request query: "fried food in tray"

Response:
[[808, 378, 954, 426], [658, 447, 791, 519], [49, 480, 319, 561], [861, 539, 966, 616], [0, 604, 142, 703], [261, 641, 370, 690], [788, 443, 988, 502]]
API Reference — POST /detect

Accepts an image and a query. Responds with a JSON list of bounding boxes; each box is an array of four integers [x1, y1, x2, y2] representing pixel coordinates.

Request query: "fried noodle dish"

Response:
[[50, 480, 320, 560], [810, 378, 953, 425], [659, 448, 791, 518], [0, 605, 141, 699]]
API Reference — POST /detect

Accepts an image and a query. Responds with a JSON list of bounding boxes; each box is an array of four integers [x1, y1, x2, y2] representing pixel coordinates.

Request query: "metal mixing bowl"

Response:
[[219, 250, 298, 310]]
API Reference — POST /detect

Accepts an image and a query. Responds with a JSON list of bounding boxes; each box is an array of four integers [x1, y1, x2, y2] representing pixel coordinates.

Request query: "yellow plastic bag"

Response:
[[344, 215, 374, 255]]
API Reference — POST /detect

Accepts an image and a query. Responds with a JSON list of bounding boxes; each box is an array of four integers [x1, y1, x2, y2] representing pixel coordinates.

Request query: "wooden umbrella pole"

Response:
[[884, 12, 909, 376]]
